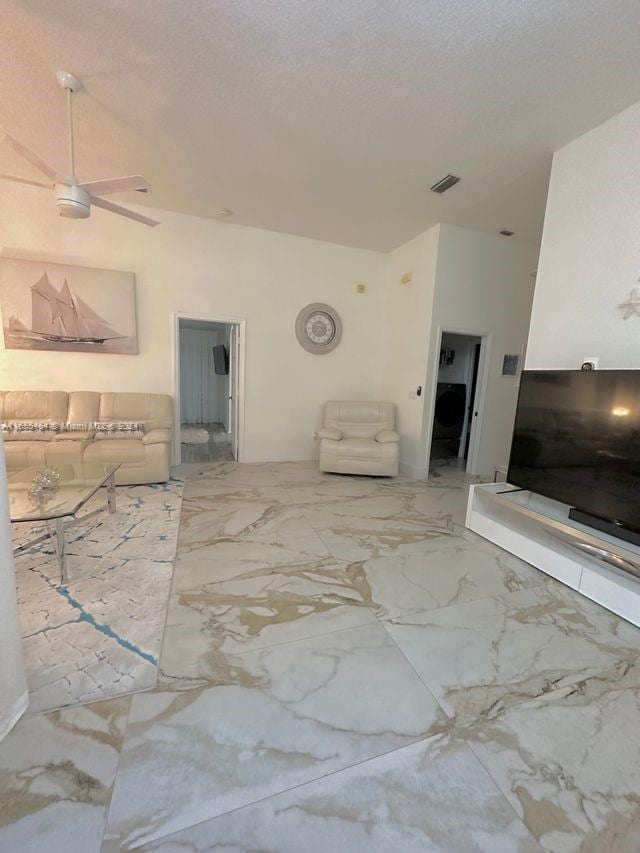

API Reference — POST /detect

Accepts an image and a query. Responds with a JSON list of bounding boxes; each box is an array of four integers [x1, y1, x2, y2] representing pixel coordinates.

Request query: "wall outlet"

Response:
[[581, 356, 599, 370]]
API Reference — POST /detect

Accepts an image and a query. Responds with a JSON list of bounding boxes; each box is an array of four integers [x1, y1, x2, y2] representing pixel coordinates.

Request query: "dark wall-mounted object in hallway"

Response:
[[213, 344, 229, 375]]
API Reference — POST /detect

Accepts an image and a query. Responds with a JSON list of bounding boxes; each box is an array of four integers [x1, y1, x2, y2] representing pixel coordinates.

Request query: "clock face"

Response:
[[305, 312, 336, 345], [295, 303, 342, 354]]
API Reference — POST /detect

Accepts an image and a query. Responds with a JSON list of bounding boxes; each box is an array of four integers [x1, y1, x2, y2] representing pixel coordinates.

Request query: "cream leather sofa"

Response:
[[0, 390, 173, 485], [317, 401, 400, 477]]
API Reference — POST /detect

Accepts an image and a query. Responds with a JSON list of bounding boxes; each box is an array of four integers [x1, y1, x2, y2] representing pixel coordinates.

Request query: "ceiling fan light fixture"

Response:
[[0, 70, 159, 227], [55, 182, 90, 218]]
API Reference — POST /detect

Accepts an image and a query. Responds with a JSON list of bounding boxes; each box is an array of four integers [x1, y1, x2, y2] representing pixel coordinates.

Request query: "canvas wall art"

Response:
[[0, 257, 138, 354]]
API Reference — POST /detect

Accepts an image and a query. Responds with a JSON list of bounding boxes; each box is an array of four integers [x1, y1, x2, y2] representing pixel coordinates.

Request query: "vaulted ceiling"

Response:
[[3, 0, 640, 250]]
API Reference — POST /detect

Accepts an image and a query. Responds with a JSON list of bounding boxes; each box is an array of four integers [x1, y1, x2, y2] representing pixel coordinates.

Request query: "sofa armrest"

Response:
[[143, 428, 172, 445], [317, 427, 342, 441], [375, 429, 399, 444]]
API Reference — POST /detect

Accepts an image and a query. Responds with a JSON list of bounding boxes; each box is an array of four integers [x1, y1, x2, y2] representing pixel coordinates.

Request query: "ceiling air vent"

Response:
[[430, 174, 460, 194]]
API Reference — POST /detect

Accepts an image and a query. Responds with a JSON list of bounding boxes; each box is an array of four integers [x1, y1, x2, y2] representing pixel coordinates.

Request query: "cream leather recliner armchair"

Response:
[[317, 401, 400, 477]]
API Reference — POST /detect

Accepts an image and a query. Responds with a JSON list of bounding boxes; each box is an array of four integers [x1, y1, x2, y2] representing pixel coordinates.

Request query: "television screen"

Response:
[[213, 344, 229, 375], [508, 370, 640, 536]]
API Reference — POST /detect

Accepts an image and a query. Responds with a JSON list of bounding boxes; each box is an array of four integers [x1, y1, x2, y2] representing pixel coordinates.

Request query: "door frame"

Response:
[[172, 312, 246, 465], [423, 325, 492, 476]]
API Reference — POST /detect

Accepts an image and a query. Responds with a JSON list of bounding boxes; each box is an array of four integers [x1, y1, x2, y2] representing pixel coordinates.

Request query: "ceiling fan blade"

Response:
[[90, 194, 159, 227], [79, 175, 151, 196], [0, 172, 51, 189], [0, 125, 60, 181]]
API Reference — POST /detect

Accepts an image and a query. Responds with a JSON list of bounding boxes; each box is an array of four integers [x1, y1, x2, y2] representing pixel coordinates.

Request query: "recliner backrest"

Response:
[[323, 401, 395, 439]]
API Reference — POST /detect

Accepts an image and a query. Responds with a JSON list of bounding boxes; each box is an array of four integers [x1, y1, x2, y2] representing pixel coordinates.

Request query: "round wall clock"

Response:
[[295, 303, 342, 354]]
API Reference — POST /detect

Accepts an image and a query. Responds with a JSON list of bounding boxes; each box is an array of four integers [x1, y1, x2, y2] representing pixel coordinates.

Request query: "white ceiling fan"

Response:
[[0, 70, 159, 227]]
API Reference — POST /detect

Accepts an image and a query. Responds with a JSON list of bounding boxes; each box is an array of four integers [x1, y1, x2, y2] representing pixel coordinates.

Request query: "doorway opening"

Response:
[[173, 315, 244, 464], [429, 331, 484, 472]]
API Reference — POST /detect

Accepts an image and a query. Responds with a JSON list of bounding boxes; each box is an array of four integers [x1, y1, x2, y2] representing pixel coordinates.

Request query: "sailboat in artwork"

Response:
[[16, 273, 125, 344]]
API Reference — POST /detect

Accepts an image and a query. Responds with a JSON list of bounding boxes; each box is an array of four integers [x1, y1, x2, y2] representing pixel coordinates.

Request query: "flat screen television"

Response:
[[508, 369, 640, 546], [213, 344, 229, 375]]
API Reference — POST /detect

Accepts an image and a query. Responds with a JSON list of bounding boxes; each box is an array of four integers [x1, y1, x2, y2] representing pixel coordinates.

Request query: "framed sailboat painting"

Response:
[[0, 257, 138, 354]]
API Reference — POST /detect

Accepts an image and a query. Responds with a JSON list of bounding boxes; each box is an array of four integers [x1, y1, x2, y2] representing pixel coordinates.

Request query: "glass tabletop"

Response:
[[8, 462, 120, 522]]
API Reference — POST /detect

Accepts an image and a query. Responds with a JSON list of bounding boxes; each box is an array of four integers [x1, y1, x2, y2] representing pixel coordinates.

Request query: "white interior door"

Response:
[[229, 324, 241, 460]]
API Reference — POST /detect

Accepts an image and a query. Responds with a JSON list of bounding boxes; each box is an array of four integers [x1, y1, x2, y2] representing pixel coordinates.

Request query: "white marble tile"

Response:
[[177, 500, 330, 565], [384, 583, 640, 723], [358, 532, 547, 620], [160, 556, 377, 681], [184, 461, 283, 488], [140, 733, 539, 852], [104, 622, 448, 848], [283, 477, 400, 505], [182, 478, 293, 502], [306, 505, 455, 561], [464, 661, 640, 852], [0, 696, 129, 853], [169, 535, 335, 590]]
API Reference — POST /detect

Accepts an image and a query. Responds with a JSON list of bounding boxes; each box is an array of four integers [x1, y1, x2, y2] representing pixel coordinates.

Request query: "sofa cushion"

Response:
[[99, 393, 173, 430], [53, 430, 96, 441], [2, 431, 54, 442], [93, 421, 148, 440], [83, 438, 145, 464], [0, 390, 68, 422], [3, 441, 47, 468], [67, 391, 101, 425]]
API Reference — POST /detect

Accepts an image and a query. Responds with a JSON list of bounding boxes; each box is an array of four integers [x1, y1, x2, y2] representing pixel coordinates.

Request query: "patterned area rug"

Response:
[[11, 478, 184, 715]]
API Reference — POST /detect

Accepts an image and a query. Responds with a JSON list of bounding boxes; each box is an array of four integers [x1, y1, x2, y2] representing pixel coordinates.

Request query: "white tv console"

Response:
[[466, 483, 640, 627]]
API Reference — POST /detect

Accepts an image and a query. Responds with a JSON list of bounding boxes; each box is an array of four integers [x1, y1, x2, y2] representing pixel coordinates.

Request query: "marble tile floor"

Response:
[[2, 460, 640, 852]]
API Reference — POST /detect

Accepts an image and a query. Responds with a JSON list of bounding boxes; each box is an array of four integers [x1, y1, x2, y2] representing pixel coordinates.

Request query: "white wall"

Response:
[[527, 98, 640, 370], [382, 223, 537, 478], [382, 226, 440, 473], [422, 225, 538, 478], [0, 184, 385, 462], [0, 442, 28, 741]]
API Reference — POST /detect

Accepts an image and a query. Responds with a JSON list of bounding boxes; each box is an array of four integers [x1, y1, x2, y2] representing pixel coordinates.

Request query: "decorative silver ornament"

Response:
[[27, 466, 61, 509], [295, 303, 342, 354]]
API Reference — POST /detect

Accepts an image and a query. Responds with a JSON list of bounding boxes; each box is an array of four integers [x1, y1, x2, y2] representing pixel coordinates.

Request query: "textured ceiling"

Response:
[[2, 0, 640, 250]]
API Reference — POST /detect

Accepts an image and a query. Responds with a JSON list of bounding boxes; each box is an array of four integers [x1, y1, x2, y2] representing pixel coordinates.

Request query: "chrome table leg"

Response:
[[54, 517, 67, 583], [107, 472, 117, 514]]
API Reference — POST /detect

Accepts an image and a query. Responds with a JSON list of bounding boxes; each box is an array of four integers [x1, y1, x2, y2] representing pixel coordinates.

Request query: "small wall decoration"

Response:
[[295, 303, 342, 354], [619, 285, 640, 319], [0, 257, 138, 354], [439, 349, 455, 367], [502, 354, 520, 376]]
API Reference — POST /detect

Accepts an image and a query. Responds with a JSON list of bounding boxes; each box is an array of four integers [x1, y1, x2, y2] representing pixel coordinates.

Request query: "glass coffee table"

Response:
[[9, 462, 120, 583]]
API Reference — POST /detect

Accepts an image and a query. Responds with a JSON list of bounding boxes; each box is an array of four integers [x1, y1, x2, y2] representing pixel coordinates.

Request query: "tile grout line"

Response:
[[101, 692, 136, 849]]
